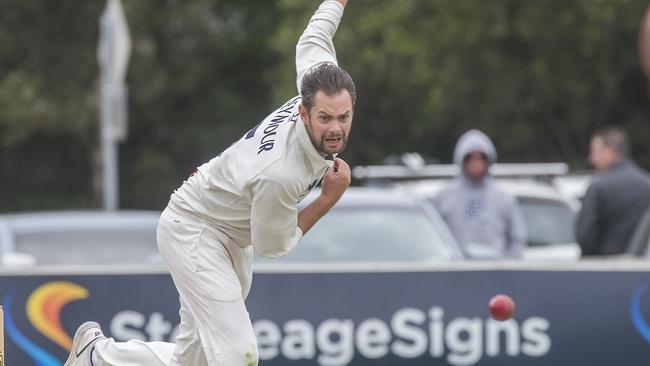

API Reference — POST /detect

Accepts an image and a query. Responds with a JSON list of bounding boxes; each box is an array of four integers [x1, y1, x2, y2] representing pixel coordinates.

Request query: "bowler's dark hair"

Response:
[[592, 126, 630, 156], [300, 63, 356, 112]]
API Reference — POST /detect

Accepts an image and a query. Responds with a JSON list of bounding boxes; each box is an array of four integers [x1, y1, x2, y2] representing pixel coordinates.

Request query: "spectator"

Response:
[[432, 129, 527, 259], [576, 126, 650, 257]]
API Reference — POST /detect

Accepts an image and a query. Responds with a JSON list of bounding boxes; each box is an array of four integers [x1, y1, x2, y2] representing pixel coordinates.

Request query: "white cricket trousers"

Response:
[[92, 205, 259, 366]]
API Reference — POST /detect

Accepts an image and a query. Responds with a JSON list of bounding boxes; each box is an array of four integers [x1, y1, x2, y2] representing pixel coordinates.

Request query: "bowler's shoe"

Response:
[[64, 321, 106, 366]]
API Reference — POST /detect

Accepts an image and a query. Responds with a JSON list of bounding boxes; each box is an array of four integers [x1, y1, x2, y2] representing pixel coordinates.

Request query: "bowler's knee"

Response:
[[217, 342, 258, 366], [242, 345, 259, 366]]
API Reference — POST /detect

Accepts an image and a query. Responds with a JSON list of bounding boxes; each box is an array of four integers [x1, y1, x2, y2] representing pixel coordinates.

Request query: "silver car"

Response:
[[0, 210, 162, 267], [256, 187, 463, 264]]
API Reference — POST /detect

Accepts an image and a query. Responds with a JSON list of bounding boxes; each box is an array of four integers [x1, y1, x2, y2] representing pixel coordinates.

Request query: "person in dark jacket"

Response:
[[576, 126, 650, 257]]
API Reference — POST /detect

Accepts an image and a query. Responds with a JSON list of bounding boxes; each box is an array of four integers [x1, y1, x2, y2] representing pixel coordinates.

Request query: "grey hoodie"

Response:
[[433, 130, 527, 259]]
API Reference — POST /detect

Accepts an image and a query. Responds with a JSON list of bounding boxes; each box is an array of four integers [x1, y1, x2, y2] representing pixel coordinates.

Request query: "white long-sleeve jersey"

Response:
[[170, 0, 344, 259]]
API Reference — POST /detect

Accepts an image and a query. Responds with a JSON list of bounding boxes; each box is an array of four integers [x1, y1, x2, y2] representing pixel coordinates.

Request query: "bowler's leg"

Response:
[[93, 338, 175, 365], [186, 297, 258, 366], [65, 321, 175, 366], [158, 207, 258, 365], [168, 296, 209, 365]]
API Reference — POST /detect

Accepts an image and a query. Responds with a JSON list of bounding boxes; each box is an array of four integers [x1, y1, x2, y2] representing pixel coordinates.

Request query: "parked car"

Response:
[[390, 178, 580, 260], [497, 179, 580, 260], [255, 187, 463, 265], [0, 210, 162, 267], [353, 162, 581, 260], [551, 173, 591, 209]]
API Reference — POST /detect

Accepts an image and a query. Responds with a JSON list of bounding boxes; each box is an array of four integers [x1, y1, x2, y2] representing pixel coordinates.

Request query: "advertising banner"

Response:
[[1, 269, 649, 365]]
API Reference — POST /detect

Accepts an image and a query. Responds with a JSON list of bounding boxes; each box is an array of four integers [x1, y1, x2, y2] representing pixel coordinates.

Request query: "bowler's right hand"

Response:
[[320, 158, 351, 205]]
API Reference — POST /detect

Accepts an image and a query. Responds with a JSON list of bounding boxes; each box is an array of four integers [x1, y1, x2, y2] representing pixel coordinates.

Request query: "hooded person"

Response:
[[432, 129, 527, 259]]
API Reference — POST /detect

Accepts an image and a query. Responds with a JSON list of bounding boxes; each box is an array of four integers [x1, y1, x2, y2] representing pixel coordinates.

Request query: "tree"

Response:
[[268, 0, 650, 168], [2, 0, 650, 211]]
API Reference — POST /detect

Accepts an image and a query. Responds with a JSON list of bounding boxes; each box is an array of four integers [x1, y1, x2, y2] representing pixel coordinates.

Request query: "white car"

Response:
[[551, 173, 592, 209], [392, 178, 580, 260], [497, 179, 580, 260], [255, 187, 464, 265], [0, 210, 162, 267], [355, 160, 582, 261]]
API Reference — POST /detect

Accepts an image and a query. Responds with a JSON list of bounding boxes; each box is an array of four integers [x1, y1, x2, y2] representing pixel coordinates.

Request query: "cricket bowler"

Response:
[[65, 0, 353, 364]]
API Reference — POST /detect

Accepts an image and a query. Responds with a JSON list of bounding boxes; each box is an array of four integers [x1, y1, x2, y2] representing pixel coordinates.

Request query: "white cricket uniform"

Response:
[[91, 1, 345, 365]]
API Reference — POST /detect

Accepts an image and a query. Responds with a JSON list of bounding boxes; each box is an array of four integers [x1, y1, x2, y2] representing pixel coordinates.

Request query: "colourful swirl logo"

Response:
[[2, 281, 88, 366], [630, 284, 650, 343]]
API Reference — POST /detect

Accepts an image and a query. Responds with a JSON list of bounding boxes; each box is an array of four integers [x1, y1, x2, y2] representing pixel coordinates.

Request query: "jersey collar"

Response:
[[296, 116, 336, 172]]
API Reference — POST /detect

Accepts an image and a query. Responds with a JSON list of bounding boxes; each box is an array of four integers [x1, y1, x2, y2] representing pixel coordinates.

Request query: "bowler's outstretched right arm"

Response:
[[295, 0, 348, 92]]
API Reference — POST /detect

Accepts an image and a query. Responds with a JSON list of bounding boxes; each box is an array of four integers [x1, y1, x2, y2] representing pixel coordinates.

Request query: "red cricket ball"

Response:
[[489, 294, 516, 321]]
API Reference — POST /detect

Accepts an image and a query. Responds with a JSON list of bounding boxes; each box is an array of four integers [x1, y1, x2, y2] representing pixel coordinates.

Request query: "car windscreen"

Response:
[[518, 198, 576, 247], [12, 229, 161, 266], [257, 205, 454, 263]]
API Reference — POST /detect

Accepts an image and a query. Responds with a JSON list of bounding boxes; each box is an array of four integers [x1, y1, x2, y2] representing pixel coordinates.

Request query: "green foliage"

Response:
[[1, 0, 650, 210], [120, 0, 282, 207], [268, 0, 650, 166]]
